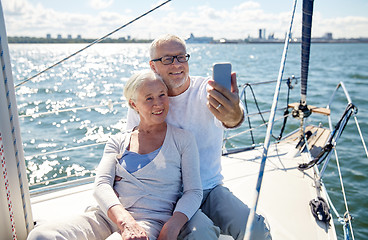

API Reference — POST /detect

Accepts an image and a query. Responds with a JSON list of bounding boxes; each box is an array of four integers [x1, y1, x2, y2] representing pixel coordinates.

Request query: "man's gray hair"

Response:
[[149, 34, 187, 59]]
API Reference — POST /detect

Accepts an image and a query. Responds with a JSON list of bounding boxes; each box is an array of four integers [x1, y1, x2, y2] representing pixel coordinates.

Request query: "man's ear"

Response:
[[150, 61, 157, 73]]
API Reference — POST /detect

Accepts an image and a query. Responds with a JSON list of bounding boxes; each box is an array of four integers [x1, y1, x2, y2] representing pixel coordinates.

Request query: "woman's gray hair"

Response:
[[124, 70, 167, 109], [149, 34, 187, 59]]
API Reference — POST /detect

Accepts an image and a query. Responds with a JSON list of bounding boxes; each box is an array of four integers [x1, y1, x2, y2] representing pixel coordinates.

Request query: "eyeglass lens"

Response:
[[161, 54, 189, 65]]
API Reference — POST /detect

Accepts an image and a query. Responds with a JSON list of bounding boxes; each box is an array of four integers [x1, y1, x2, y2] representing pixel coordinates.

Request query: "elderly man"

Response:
[[127, 34, 271, 240]]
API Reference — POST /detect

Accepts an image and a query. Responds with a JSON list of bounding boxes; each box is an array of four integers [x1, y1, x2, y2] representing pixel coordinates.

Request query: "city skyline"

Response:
[[3, 0, 368, 40], [10, 29, 364, 41]]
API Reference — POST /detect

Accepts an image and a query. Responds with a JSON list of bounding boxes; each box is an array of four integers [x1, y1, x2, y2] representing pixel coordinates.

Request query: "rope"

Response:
[[298, 103, 357, 170], [0, 133, 17, 240], [277, 77, 293, 140], [303, 131, 355, 240], [1, 36, 31, 233], [244, 0, 298, 238], [14, 0, 172, 88], [298, 103, 356, 239]]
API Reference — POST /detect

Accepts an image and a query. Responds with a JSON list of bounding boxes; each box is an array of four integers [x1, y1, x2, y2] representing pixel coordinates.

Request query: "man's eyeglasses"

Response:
[[151, 54, 190, 65]]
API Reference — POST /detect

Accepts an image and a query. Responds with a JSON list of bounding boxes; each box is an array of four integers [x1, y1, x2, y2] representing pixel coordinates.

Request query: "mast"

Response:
[[0, 2, 34, 239], [292, 0, 314, 121], [301, 0, 314, 107]]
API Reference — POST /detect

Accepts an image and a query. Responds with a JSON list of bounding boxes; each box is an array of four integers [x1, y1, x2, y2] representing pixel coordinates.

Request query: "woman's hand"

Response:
[[108, 205, 149, 240], [158, 212, 188, 240], [120, 221, 149, 240]]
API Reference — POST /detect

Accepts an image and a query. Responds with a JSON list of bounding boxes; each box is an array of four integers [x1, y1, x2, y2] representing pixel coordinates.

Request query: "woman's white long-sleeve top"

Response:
[[93, 123, 202, 224]]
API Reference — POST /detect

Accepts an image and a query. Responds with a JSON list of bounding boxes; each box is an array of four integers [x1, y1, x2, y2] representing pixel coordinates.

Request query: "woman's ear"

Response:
[[129, 99, 138, 113]]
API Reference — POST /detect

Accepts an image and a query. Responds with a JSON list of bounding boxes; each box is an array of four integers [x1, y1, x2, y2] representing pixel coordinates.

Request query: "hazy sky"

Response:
[[2, 0, 368, 40]]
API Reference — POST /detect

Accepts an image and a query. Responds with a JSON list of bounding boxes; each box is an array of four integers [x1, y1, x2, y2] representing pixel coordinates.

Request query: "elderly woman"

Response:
[[94, 70, 202, 239], [27, 70, 202, 240]]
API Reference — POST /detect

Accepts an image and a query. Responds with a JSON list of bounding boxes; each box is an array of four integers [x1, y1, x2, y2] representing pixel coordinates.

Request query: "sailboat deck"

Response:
[[221, 140, 336, 239], [30, 126, 336, 239]]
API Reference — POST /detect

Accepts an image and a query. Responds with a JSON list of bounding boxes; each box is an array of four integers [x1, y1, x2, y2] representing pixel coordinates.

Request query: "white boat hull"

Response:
[[30, 127, 337, 239]]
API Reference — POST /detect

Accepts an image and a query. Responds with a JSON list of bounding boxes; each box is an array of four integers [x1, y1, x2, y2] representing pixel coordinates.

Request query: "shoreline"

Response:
[[8, 36, 368, 44]]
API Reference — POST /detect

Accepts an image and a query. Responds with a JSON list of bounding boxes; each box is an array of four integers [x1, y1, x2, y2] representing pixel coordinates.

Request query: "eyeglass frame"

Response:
[[151, 54, 190, 65]]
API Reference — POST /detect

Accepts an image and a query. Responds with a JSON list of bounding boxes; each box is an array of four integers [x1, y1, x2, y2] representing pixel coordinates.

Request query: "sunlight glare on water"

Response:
[[9, 42, 368, 239]]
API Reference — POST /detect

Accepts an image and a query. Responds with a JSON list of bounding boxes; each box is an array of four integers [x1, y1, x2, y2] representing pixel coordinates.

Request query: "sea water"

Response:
[[9, 42, 368, 239]]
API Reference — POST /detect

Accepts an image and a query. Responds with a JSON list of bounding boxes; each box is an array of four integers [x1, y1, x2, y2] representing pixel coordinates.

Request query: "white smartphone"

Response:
[[213, 62, 232, 91]]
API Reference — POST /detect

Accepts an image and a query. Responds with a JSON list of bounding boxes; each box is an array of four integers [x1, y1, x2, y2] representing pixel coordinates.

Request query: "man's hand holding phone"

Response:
[[207, 62, 244, 128]]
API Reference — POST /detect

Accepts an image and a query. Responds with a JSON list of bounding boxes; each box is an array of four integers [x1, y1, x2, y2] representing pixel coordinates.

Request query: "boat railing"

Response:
[[295, 81, 367, 240], [222, 79, 366, 240], [322, 81, 367, 240], [29, 175, 95, 197], [326, 82, 368, 160], [222, 75, 298, 154]]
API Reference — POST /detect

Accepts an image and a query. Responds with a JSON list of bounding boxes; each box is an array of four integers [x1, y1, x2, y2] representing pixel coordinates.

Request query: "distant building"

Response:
[[77, 35, 82, 39], [258, 29, 266, 39], [67, 34, 72, 39], [324, 32, 333, 40], [46, 34, 51, 39], [186, 33, 213, 43], [57, 34, 62, 39]]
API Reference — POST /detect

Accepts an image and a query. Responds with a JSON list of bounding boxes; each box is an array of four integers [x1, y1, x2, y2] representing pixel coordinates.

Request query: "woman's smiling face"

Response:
[[130, 78, 169, 126]]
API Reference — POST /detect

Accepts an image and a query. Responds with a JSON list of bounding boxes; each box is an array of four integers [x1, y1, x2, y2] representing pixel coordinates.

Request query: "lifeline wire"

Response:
[[243, 0, 298, 239], [15, 0, 172, 89]]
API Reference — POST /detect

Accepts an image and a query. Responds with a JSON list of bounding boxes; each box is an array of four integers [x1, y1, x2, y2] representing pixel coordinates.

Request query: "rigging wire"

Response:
[[239, 76, 299, 87], [29, 171, 95, 188], [242, 84, 260, 144], [224, 112, 292, 142], [333, 147, 356, 240], [18, 101, 126, 118], [244, 0, 298, 238], [240, 76, 296, 145], [26, 142, 107, 159], [14, 0, 172, 89]]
